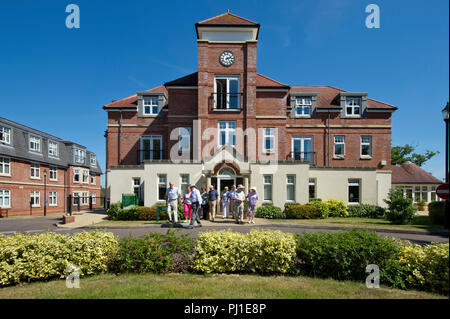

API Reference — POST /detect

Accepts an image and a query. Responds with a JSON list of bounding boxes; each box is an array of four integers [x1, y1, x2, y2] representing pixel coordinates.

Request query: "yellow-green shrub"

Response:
[[0, 231, 119, 286], [398, 242, 449, 295], [325, 199, 349, 217], [191, 229, 296, 274]]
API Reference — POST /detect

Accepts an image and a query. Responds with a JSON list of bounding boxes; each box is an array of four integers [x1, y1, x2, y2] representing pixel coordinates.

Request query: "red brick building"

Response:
[[0, 117, 102, 216], [104, 12, 396, 208]]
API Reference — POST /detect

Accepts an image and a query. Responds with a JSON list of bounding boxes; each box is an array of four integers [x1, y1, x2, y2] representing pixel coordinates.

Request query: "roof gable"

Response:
[[197, 12, 259, 26], [391, 162, 442, 184]]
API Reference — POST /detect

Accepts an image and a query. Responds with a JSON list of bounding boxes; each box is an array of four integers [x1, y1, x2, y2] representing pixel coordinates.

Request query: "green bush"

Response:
[[137, 206, 168, 220], [292, 229, 404, 286], [348, 204, 386, 218], [109, 230, 195, 274], [107, 202, 122, 220], [191, 229, 296, 274], [0, 231, 119, 286], [306, 200, 329, 218], [428, 201, 445, 225], [285, 204, 322, 219], [384, 189, 417, 224], [399, 243, 449, 295], [116, 207, 140, 221], [325, 199, 349, 217], [309, 198, 322, 202], [256, 205, 285, 219]]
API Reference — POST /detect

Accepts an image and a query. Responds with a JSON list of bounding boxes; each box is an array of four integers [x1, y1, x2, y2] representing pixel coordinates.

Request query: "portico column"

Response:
[[206, 175, 211, 188], [244, 175, 249, 193]]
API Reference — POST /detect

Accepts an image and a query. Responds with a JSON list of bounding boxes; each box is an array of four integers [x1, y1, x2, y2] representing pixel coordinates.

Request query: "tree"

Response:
[[391, 144, 439, 167]]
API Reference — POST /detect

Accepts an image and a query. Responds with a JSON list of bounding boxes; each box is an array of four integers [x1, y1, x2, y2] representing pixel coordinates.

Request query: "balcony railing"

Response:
[[210, 92, 243, 111], [138, 149, 164, 163], [287, 152, 316, 166]]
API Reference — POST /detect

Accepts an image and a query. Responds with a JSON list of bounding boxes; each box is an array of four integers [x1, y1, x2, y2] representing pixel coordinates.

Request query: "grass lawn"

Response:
[[0, 273, 444, 299], [270, 216, 445, 232], [92, 220, 162, 226]]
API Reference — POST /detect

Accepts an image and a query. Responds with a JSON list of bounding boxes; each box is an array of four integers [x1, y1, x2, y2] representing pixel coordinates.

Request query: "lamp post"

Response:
[[43, 169, 47, 217], [442, 102, 449, 229]]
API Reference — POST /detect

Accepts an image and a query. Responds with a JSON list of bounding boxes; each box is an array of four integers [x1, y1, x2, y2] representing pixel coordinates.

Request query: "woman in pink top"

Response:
[[181, 187, 192, 223], [246, 186, 258, 224]]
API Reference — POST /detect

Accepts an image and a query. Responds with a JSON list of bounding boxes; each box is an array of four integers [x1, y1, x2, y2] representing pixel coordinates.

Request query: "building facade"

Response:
[[0, 117, 102, 216], [104, 12, 396, 209]]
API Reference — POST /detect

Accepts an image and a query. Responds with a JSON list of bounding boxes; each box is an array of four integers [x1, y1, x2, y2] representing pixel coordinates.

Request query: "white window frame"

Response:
[[334, 136, 345, 158], [263, 175, 273, 202], [73, 169, 80, 183], [90, 155, 97, 166], [91, 193, 96, 205], [157, 174, 167, 201], [286, 175, 296, 202], [263, 128, 276, 152], [74, 149, 86, 164], [49, 166, 57, 181], [0, 157, 11, 176], [218, 121, 236, 147], [309, 178, 317, 200], [143, 96, 159, 115], [0, 189, 11, 208], [48, 141, 58, 157], [214, 75, 240, 109], [0, 126, 11, 144], [360, 136, 372, 158], [178, 128, 191, 153], [29, 135, 41, 153], [345, 97, 362, 117], [82, 170, 89, 184], [30, 163, 40, 179], [73, 192, 80, 205], [30, 190, 40, 207], [348, 179, 361, 205], [140, 135, 163, 162], [90, 174, 96, 185], [81, 192, 89, 205], [49, 191, 57, 206], [291, 136, 313, 161], [295, 97, 312, 117], [180, 174, 190, 195]]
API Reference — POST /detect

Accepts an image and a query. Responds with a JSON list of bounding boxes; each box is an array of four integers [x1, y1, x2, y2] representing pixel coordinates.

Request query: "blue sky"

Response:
[[0, 0, 448, 185]]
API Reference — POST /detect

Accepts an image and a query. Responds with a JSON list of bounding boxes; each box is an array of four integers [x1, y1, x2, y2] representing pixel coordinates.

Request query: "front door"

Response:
[[292, 136, 313, 163]]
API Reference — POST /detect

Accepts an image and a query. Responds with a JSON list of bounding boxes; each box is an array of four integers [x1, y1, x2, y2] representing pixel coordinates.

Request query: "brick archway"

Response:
[[212, 161, 241, 176]]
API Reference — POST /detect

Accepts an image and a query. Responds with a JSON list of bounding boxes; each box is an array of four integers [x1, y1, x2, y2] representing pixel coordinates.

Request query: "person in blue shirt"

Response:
[[221, 186, 230, 218], [187, 184, 202, 229], [207, 185, 219, 222]]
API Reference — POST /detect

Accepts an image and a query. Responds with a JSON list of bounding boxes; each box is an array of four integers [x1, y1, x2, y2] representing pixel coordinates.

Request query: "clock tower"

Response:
[[195, 11, 260, 158]]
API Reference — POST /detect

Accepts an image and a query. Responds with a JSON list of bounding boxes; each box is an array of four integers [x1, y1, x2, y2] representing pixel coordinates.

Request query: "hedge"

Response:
[[0, 231, 119, 286], [348, 204, 386, 218], [256, 205, 285, 219], [428, 201, 445, 225], [285, 204, 321, 219]]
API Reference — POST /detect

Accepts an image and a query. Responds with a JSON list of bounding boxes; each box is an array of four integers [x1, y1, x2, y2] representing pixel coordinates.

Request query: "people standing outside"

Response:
[[234, 185, 246, 224], [165, 181, 181, 223], [181, 186, 192, 223], [188, 184, 202, 229], [201, 187, 209, 220], [221, 186, 230, 219], [207, 185, 219, 222], [228, 185, 237, 219], [246, 186, 258, 224]]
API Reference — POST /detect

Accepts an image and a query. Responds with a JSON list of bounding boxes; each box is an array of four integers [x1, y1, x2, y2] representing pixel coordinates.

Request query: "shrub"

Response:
[[306, 200, 329, 218], [398, 242, 449, 295], [116, 207, 140, 221], [256, 205, 285, 219], [292, 229, 403, 286], [137, 206, 168, 220], [384, 188, 417, 224], [285, 204, 322, 219], [107, 202, 122, 220], [415, 199, 427, 207], [0, 231, 119, 286], [325, 199, 348, 217], [109, 230, 195, 274], [309, 198, 322, 202], [191, 229, 296, 274], [348, 204, 386, 218], [428, 201, 445, 225]]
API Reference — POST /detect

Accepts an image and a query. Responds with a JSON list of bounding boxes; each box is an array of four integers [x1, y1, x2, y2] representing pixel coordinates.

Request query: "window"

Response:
[[0, 190, 10, 208], [158, 174, 167, 201], [345, 97, 361, 116], [286, 175, 296, 202], [29, 135, 41, 152], [431, 186, 437, 202], [81, 192, 88, 205], [49, 191, 57, 206], [74, 149, 85, 164], [90, 174, 96, 184], [0, 126, 11, 144], [90, 155, 97, 166], [82, 170, 89, 183], [73, 192, 80, 205], [309, 179, 316, 200], [141, 136, 162, 161], [180, 174, 190, 195], [214, 76, 240, 109], [143, 96, 159, 115], [295, 97, 312, 116], [49, 167, 57, 181], [218, 121, 236, 146], [30, 190, 40, 207], [334, 136, 345, 157], [0, 157, 10, 176], [348, 179, 360, 204], [414, 186, 421, 202], [292, 136, 314, 163], [263, 175, 273, 202], [73, 169, 80, 182], [48, 141, 58, 157], [361, 136, 372, 157], [178, 128, 191, 153], [133, 178, 140, 198], [263, 128, 275, 152], [30, 163, 40, 179], [91, 193, 96, 205]]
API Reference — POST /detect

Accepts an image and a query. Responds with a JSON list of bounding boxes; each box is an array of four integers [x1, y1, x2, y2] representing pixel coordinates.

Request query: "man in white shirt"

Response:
[[165, 181, 180, 223], [234, 184, 246, 224], [228, 185, 237, 219], [188, 184, 202, 228]]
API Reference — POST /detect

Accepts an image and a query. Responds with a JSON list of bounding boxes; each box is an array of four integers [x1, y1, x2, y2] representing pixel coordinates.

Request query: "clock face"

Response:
[[220, 51, 235, 66]]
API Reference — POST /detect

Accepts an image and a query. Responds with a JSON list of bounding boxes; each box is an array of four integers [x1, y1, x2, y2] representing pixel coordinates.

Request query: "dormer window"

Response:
[[48, 141, 58, 157], [143, 96, 159, 115], [90, 155, 97, 166], [0, 126, 11, 144], [295, 97, 312, 117], [214, 76, 241, 110], [29, 135, 41, 152], [74, 149, 85, 164], [345, 97, 361, 116]]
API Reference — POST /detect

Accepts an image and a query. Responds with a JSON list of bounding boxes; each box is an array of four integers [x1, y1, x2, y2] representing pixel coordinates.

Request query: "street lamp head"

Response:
[[43, 169, 47, 177], [442, 102, 449, 121]]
